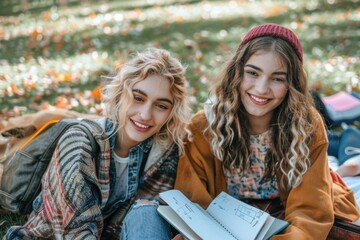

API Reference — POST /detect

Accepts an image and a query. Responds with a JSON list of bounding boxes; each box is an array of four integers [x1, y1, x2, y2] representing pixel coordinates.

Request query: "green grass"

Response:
[[1, 0, 359, 117], [0, 212, 28, 237], [0, 0, 359, 237]]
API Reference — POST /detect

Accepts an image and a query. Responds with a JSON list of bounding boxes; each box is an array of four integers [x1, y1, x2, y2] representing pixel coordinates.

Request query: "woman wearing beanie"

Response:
[[174, 23, 360, 239]]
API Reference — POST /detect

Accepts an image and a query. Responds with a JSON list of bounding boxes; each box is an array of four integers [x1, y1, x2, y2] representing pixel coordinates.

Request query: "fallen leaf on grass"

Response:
[[55, 96, 70, 109], [11, 84, 23, 96], [91, 85, 103, 102]]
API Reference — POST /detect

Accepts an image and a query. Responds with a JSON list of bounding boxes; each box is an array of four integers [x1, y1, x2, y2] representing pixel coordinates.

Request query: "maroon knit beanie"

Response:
[[240, 23, 303, 62]]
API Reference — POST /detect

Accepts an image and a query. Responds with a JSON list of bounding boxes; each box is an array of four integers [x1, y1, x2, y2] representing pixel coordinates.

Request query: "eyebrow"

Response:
[[245, 64, 287, 76], [133, 89, 173, 105]]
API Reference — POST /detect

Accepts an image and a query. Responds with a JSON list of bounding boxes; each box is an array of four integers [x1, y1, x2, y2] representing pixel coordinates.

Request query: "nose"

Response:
[[255, 76, 269, 94], [138, 104, 152, 120]]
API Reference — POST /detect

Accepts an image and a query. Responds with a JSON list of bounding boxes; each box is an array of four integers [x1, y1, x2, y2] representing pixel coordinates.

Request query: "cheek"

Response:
[[239, 77, 251, 91], [118, 106, 128, 120], [239, 80, 250, 101], [119, 98, 134, 117], [126, 105, 135, 116], [155, 111, 172, 127], [274, 85, 288, 99], [126, 102, 142, 117]]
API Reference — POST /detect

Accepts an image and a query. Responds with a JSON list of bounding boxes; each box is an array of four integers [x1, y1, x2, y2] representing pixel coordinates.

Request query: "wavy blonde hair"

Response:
[[208, 36, 316, 192], [102, 48, 190, 152]]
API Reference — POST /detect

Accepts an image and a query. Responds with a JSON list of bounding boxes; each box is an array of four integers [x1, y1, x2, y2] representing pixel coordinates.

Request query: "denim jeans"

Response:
[[120, 200, 173, 240]]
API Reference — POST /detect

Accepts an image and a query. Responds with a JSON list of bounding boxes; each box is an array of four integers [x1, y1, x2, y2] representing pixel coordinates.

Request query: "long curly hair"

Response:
[[102, 48, 191, 152], [208, 36, 316, 192]]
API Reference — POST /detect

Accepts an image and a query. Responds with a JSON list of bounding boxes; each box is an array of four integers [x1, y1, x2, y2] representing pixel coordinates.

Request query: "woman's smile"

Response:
[[248, 93, 271, 105]]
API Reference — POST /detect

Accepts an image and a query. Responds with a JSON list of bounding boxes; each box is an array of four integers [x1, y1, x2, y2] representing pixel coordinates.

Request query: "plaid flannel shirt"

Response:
[[4, 118, 179, 240]]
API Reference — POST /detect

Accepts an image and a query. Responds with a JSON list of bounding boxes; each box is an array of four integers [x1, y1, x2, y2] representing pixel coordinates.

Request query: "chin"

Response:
[[129, 135, 148, 143]]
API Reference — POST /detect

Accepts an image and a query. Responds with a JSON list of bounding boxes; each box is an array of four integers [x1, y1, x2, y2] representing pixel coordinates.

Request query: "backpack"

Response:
[[0, 110, 99, 215]]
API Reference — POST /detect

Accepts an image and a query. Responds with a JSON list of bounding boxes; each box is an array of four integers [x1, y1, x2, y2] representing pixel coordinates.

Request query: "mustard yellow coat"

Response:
[[175, 110, 360, 240]]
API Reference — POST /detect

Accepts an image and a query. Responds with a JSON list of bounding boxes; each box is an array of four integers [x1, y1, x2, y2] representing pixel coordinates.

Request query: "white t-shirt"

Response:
[[107, 151, 129, 205]]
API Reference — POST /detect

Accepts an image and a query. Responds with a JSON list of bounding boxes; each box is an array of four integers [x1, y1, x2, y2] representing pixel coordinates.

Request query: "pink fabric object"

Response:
[[323, 91, 360, 112]]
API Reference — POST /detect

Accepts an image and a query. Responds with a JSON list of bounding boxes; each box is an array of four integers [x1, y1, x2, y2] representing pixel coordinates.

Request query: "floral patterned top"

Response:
[[227, 130, 279, 200]]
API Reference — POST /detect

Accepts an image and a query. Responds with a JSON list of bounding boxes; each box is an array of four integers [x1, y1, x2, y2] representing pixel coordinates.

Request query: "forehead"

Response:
[[246, 50, 287, 72], [133, 74, 173, 100]]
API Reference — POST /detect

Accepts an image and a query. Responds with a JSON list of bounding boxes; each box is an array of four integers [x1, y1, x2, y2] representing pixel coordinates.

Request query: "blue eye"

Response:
[[156, 104, 169, 110]]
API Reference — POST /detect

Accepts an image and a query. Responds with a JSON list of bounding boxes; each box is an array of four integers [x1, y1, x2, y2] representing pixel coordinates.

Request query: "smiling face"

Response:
[[120, 74, 173, 154], [240, 50, 289, 132]]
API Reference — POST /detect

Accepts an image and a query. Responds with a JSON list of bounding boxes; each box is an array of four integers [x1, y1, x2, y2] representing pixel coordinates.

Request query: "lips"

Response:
[[131, 119, 150, 129], [249, 94, 271, 104]]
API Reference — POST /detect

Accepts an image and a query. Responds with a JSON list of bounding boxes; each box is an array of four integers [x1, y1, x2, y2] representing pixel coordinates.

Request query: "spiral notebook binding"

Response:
[[207, 211, 240, 240]]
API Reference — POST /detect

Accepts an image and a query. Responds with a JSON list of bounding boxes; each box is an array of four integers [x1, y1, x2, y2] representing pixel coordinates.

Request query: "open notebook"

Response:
[[158, 190, 289, 240]]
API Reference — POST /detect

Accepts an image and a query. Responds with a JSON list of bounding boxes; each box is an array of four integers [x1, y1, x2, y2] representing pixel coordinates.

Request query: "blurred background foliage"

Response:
[[0, 0, 359, 120], [0, 0, 359, 235]]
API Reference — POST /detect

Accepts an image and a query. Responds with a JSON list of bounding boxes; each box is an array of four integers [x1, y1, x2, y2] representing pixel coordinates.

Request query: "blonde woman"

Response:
[[175, 24, 360, 239], [5, 48, 190, 240]]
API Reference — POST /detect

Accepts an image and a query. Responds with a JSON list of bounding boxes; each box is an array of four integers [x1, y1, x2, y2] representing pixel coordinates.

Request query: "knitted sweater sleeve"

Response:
[[13, 128, 103, 240], [42, 127, 102, 239], [3, 122, 108, 240]]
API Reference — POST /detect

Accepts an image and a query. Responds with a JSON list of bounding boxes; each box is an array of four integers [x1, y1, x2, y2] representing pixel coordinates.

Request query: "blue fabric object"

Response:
[[120, 201, 173, 240], [331, 117, 360, 127], [338, 127, 360, 165], [327, 130, 341, 158], [351, 92, 360, 100]]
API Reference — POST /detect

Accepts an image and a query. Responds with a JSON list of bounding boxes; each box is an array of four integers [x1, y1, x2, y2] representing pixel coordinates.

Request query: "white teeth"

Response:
[[250, 95, 268, 103], [133, 121, 149, 129]]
